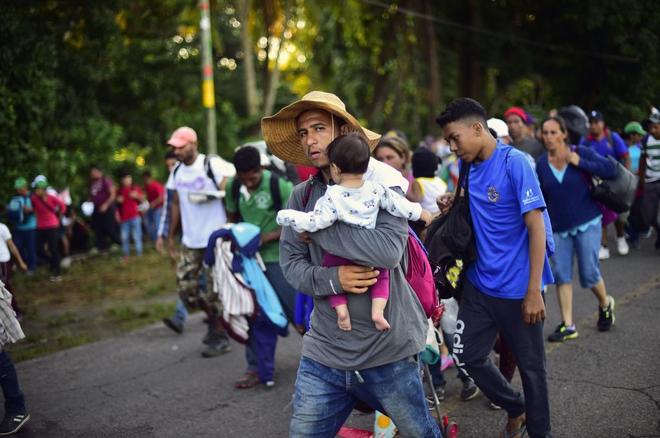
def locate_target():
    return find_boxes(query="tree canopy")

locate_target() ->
[2,0,658,204]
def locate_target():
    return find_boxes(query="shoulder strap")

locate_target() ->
[230,177,243,222]
[204,154,219,188]
[34,195,60,216]
[269,173,282,212]
[172,162,182,179]
[302,179,314,209]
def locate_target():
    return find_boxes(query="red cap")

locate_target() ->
[167,126,197,148]
[504,107,528,123]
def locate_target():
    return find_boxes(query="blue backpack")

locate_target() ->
[6,196,28,226]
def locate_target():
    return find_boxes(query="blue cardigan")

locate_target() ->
[536,146,617,233]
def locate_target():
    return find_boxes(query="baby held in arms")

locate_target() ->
[277,133,431,331]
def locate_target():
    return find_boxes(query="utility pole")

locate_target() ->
[199,0,217,155]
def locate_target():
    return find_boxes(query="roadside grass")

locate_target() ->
[7,249,179,362]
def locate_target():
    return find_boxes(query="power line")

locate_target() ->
[359,0,639,63]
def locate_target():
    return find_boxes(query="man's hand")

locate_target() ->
[420,210,433,227]
[522,290,546,325]
[156,236,165,254]
[298,232,312,244]
[568,151,580,167]
[436,193,455,215]
[338,265,379,294]
[167,237,178,260]
[18,261,28,272]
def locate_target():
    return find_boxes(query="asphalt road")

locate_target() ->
[13,234,660,438]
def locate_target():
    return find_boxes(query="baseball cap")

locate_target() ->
[624,122,646,136]
[14,177,27,190]
[167,126,197,148]
[487,118,509,138]
[649,112,660,125]
[504,106,528,123]
[32,175,47,188]
[588,110,604,122]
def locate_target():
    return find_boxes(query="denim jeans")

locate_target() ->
[0,351,26,416]
[12,229,36,272]
[550,222,601,288]
[145,207,163,242]
[120,217,143,257]
[290,356,442,438]
[245,262,298,382]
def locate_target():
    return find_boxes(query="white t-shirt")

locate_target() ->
[0,223,12,263]
[364,157,409,193]
[166,154,236,249]
[277,180,422,232]
[416,176,447,214]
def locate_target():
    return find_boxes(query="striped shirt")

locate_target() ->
[644,135,660,183]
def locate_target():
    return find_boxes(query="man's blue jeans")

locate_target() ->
[289,356,442,438]
[12,229,36,272]
[145,207,162,242]
[0,351,26,416]
[120,217,142,257]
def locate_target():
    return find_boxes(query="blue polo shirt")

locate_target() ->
[466,142,554,299]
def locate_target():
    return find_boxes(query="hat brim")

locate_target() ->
[167,137,188,148]
[262,100,380,166]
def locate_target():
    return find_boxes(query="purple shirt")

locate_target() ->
[90,176,113,207]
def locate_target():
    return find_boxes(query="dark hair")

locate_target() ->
[326,133,370,175]
[142,170,152,178]
[89,163,100,171]
[541,116,569,135]
[164,149,177,160]
[435,97,488,128]
[119,169,132,178]
[411,147,439,178]
[233,146,262,173]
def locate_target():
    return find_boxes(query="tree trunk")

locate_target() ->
[460,0,484,100]
[423,0,441,129]
[262,0,289,116]
[236,0,259,117]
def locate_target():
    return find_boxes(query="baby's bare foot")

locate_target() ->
[336,307,352,331]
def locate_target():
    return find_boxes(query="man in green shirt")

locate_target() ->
[225,145,298,389]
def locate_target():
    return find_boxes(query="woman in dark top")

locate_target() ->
[536,116,617,342]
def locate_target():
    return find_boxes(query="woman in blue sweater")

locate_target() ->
[536,116,617,342]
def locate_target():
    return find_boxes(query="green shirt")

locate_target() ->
[225,170,293,263]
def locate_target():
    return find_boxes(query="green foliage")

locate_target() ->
[1,0,658,208]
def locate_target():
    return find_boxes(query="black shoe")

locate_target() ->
[597,296,616,332]
[201,334,231,358]
[162,318,183,335]
[461,380,480,401]
[547,322,578,342]
[0,413,30,436]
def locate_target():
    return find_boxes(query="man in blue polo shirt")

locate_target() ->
[436,98,554,438]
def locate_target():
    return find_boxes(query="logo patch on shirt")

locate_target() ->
[522,188,540,205]
[487,186,500,203]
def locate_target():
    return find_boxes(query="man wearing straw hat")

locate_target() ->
[263,91,441,437]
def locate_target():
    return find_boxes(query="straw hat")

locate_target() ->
[261,91,381,166]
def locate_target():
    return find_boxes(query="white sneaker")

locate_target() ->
[616,237,629,256]
[598,246,610,260]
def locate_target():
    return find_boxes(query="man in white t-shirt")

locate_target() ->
[0,223,27,316]
[165,126,236,357]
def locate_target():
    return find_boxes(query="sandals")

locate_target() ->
[500,422,526,438]
[235,372,260,389]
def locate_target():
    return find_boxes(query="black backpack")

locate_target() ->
[172,154,221,188]
[230,172,283,221]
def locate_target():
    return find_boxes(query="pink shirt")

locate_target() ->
[31,194,66,230]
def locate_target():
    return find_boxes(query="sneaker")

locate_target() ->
[264,380,275,389]
[461,380,480,401]
[598,296,615,332]
[616,237,629,256]
[440,354,454,371]
[201,335,231,358]
[0,413,30,435]
[489,401,502,410]
[49,275,63,283]
[547,322,578,342]
[598,245,610,260]
[162,318,183,335]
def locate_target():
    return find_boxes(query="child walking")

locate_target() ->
[277,134,431,331]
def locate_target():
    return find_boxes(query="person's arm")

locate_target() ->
[6,239,27,271]
[613,133,631,170]
[280,186,377,298]
[132,187,145,202]
[573,146,617,179]
[167,191,181,259]
[406,177,423,203]
[379,184,423,221]
[276,195,338,233]
[100,182,117,213]
[156,190,172,253]
[522,209,546,325]
[310,187,409,269]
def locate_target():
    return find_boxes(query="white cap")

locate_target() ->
[487,118,509,138]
